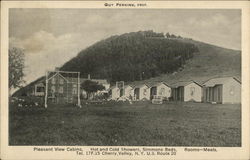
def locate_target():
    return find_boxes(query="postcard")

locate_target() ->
[1,1,249,160]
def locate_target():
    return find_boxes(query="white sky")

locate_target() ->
[9,9,241,85]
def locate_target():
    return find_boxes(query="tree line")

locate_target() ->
[61,31,199,84]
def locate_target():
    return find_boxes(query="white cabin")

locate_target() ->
[149,82,171,100]
[203,77,241,104]
[172,81,202,102]
[133,84,150,100]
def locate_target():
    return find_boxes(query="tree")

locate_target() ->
[80,80,105,99]
[9,47,25,91]
[170,34,177,38]
[165,32,170,38]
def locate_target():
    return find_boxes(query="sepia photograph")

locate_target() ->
[1,1,250,160]
[8,8,242,147]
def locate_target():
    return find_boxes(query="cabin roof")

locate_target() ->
[133,83,149,88]
[109,86,117,90]
[146,81,171,88]
[109,84,134,90]
[124,84,134,88]
[203,77,241,87]
[171,80,202,88]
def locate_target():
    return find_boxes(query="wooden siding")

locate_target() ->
[47,73,79,103]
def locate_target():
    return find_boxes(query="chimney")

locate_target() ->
[88,74,91,80]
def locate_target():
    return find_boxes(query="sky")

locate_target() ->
[9,9,241,85]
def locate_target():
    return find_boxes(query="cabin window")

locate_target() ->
[51,86,55,93]
[59,78,64,84]
[159,88,165,95]
[230,86,235,95]
[51,77,55,84]
[190,87,195,96]
[36,86,44,92]
[72,88,77,94]
[59,86,63,93]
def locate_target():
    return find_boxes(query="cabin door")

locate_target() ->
[177,87,184,101]
[134,88,140,100]
[150,87,157,100]
[214,85,223,103]
[120,88,124,97]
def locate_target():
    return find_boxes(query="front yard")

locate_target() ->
[9,100,241,146]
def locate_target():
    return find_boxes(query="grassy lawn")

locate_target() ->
[9,100,241,146]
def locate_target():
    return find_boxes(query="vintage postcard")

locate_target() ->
[1,1,250,160]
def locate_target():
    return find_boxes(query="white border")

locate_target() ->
[1,1,250,160]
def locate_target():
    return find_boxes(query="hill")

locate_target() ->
[60,31,199,83]
[131,39,241,85]
[13,31,241,96]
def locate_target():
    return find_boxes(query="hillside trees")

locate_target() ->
[61,31,199,83]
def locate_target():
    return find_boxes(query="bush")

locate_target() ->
[10,96,44,109]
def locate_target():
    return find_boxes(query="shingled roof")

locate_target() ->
[133,84,150,89]
[124,84,135,88]
[171,80,202,88]
[203,77,241,87]
[146,82,171,88]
